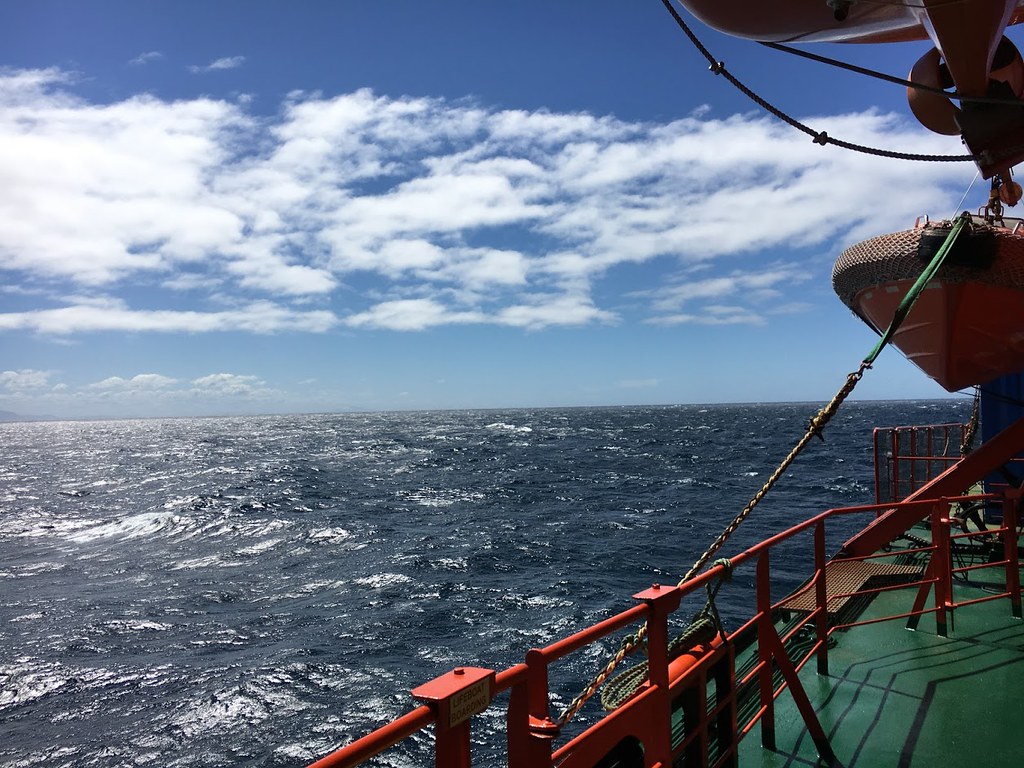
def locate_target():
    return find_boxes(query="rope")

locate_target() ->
[660,0,975,164]
[961,387,981,456]
[555,216,969,727]
[758,41,1024,108]
[601,559,732,711]
[601,617,717,710]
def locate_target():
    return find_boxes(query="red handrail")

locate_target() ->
[309,489,1021,768]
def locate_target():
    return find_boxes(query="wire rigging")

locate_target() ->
[660,0,976,163]
[759,40,1024,107]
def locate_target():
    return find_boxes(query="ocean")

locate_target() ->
[0,400,968,767]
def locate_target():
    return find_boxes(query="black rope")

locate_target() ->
[659,0,976,163]
[759,41,1024,107]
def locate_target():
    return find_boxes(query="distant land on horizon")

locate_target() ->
[1,410,45,423]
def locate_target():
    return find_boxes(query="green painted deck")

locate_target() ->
[737,567,1024,767]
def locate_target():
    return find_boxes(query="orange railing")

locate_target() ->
[873,423,967,504]
[308,489,1023,768]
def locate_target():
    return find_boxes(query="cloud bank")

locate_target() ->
[1,368,277,415]
[0,68,972,338]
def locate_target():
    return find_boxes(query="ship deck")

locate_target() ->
[738,544,1024,767]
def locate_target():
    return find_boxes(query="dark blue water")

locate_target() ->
[0,401,967,767]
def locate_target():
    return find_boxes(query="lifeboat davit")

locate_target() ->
[832,216,1024,391]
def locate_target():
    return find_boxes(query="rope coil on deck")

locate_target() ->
[600,616,718,710]
[601,559,732,711]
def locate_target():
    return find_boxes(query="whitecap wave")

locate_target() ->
[68,512,189,542]
[354,572,413,589]
[485,422,533,433]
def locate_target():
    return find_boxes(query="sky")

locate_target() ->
[0,0,1006,418]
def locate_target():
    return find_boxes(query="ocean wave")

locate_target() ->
[485,422,533,433]
[354,572,414,589]
[399,487,485,507]
[307,527,352,544]
[0,402,969,767]
[68,511,191,542]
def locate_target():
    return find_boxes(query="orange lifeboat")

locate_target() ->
[832,215,1024,391]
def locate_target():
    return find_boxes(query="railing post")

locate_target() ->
[411,666,496,768]
[913,430,921,489]
[756,550,775,751]
[1002,490,1022,619]
[813,521,829,675]
[524,649,558,765]
[932,501,952,637]
[872,428,882,506]
[506,678,530,768]
[756,547,837,766]
[634,584,682,766]
[890,428,900,506]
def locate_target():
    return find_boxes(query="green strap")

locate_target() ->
[863,212,970,366]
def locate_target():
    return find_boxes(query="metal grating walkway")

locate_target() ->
[779,559,923,614]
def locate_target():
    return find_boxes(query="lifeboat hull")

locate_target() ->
[853,279,1024,391]
[674,0,1024,46]
[833,220,1024,392]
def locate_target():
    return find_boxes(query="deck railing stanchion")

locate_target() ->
[932,501,952,637]
[411,666,496,768]
[755,541,837,766]
[756,551,776,751]
[814,521,829,675]
[873,428,883,505]
[915,429,922,483]
[634,584,682,766]
[506,677,530,768]
[524,649,558,765]
[1002,490,1022,619]
[890,428,900,506]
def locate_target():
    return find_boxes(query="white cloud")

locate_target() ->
[345,299,483,331]
[649,305,768,326]
[0,78,249,286]
[128,51,162,66]
[0,369,52,391]
[0,68,975,340]
[89,373,178,391]
[0,67,70,104]
[191,372,267,396]
[638,266,815,323]
[496,294,617,330]
[188,56,246,74]
[27,371,277,410]
[0,299,338,334]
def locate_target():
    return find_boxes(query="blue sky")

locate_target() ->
[0,1,1001,418]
